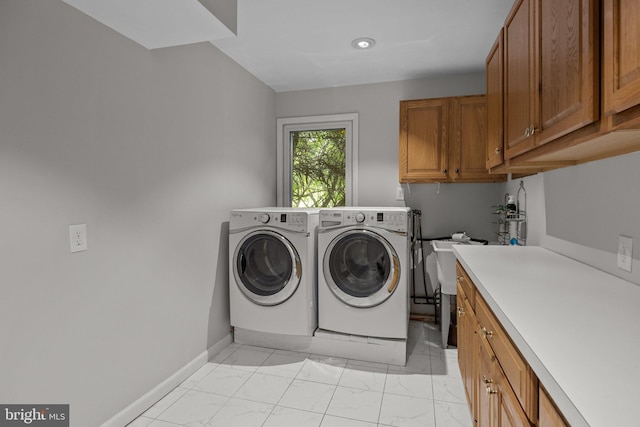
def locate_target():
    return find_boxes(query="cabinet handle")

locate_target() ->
[457,307,465,317]
[495,147,502,154]
[482,375,494,385]
[456,275,463,283]
[486,386,498,396]
[455,168,460,174]
[524,128,530,138]
[443,169,448,174]
[481,327,494,339]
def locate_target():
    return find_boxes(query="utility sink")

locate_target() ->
[431,238,486,348]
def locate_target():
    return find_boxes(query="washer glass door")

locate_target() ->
[324,229,400,308]
[234,230,301,306]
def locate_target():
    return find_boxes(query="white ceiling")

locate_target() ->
[63,0,515,92]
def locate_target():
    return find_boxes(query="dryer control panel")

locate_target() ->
[319,209,409,233]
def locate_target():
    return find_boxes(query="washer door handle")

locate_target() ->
[239,251,246,274]
[387,255,400,293]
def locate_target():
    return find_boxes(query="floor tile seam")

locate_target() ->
[382,390,435,402]
[253,368,302,380]
[190,370,255,400]
[256,402,281,427]
[275,400,331,415]
[432,397,468,406]
[323,412,382,426]
[143,386,197,422]
[381,387,434,400]
[431,386,466,405]
[334,383,386,396]
[291,375,344,387]
[198,394,242,427]
[153,391,231,426]
[268,373,319,413]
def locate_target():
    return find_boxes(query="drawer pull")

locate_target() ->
[457,307,465,317]
[482,375,494,385]
[456,275,463,283]
[486,386,498,396]
[481,327,494,339]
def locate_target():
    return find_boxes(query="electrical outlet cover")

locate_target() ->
[69,224,87,253]
[617,235,632,272]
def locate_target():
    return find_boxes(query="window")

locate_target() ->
[277,113,358,207]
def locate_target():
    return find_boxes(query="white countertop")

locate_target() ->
[452,245,640,427]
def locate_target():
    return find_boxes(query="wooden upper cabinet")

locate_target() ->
[603,0,640,115]
[503,0,599,159]
[451,96,504,182]
[486,30,505,170]
[399,96,505,183]
[399,98,449,182]
[504,0,536,159]
[537,0,599,146]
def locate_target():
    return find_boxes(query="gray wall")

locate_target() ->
[276,74,502,242]
[0,1,275,425]
[499,151,640,285]
[277,76,503,315]
[545,151,640,254]
[541,151,640,283]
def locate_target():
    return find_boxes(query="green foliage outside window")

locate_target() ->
[291,129,346,207]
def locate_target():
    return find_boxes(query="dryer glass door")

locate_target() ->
[234,231,301,306]
[324,230,400,308]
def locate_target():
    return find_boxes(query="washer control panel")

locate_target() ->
[230,210,316,233]
[319,209,409,232]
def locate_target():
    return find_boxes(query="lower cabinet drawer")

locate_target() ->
[476,293,538,423]
[456,263,476,309]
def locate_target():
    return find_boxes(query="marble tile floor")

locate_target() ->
[127,321,472,427]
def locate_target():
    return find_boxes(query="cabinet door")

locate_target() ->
[478,336,497,427]
[451,96,504,182]
[495,364,533,427]
[603,0,640,115]
[457,288,477,424]
[537,0,599,146]
[504,0,537,159]
[486,30,505,170]
[399,98,449,182]
[539,387,568,427]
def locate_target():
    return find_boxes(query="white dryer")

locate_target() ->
[317,207,411,339]
[229,208,319,336]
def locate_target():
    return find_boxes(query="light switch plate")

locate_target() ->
[69,224,87,253]
[396,185,404,201]
[617,235,632,272]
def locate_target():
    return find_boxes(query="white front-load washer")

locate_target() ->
[317,207,411,339]
[229,208,318,336]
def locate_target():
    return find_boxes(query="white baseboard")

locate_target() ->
[101,333,232,427]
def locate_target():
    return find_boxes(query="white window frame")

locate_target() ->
[276,113,359,207]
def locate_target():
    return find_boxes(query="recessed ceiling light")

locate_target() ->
[351,37,376,50]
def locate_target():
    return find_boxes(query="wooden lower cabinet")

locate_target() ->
[457,286,478,424]
[539,388,569,427]
[495,363,533,427]
[457,261,567,427]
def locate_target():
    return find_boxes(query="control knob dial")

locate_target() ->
[259,213,270,224]
[355,212,366,223]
